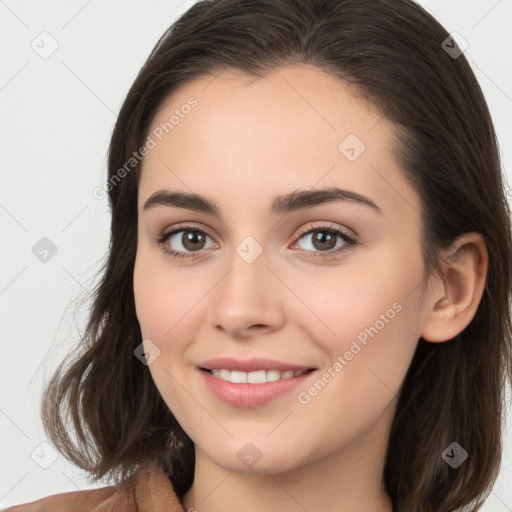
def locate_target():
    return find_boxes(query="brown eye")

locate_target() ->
[180,230,207,251]
[157,226,216,259]
[294,226,356,257]
[309,229,338,251]
[157,223,357,261]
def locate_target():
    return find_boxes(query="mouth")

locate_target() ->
[199,367,315,384]
[197,359,318,408]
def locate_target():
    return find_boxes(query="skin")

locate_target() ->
[133,64,488,512]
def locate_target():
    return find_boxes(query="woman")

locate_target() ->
[7,0,511,510]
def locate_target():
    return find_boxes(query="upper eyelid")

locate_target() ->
[294,222,355,239]
[161,222,215,240]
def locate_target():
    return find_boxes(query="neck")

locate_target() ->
[181,400,395,512]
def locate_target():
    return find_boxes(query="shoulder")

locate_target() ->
[4,485,118,512]
[3,463,183,512]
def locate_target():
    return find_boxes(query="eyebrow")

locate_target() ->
[142,187,383,217]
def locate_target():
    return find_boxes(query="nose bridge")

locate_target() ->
[207,235,285,335]
[218,235,271,305]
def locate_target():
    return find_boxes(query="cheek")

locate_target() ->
[133,248,181,343]
[290,246,423,401]
[133,249,211,371]
[133,252,195,412]
[289,288,421,463]
[291,252,420,352]
[295,300,418,459]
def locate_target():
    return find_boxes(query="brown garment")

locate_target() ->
[4,463,185,512]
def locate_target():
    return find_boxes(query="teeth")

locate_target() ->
[210,368,308,383]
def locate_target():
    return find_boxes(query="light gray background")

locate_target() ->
[1,0,511,510]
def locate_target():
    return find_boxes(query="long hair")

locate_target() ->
[41,1,512,510]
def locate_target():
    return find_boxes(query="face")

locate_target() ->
[133,64,430,474]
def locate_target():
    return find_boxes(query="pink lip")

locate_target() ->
[199,357,314,372]
[198,367,316,408]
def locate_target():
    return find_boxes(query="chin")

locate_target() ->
[202,439,309,475]
[218,456,302,475]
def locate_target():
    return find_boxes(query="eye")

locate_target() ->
[156,224,217,259]
[155,222,358,260]
[291,223,357,259]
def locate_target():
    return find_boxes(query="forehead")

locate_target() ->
[139,65,420,221]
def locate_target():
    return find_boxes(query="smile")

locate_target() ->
[199,367,316,408]
[207,368,310,383]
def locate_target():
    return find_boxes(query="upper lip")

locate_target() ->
[199,357,315,372]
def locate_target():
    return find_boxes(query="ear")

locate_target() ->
[420,232,488,343]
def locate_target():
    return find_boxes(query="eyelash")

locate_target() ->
[155,222,358,261]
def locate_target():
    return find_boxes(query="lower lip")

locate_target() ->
[199,368,315,408]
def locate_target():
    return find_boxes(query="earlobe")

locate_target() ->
[420,233,488,343]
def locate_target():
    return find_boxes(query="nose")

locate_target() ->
[207,250,286,339]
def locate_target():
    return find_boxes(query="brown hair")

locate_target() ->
[41,0,512,510]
